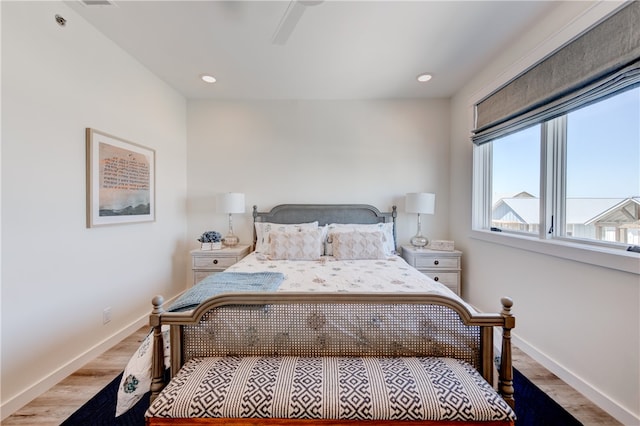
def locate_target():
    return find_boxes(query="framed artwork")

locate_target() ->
[86,128,155,227]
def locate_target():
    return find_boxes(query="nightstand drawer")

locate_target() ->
[401,246,462,296]
[193,256,238,269]
[415,256,459,269]
[423,272,458,287]
[190,245,252,287]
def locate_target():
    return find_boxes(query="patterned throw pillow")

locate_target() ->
[269,229,323,260]
[325,222,395,256]
[116,326,170,416]
[331,231,386,260]
[254,221,318,254]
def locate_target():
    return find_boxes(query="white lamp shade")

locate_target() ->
[405,192,435,214]
[217,193,246,214]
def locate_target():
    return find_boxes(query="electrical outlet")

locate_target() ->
[103,307,112,324]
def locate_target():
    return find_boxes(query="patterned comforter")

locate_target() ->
[227,252,461,298]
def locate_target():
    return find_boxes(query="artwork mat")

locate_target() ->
[86,128,156,227]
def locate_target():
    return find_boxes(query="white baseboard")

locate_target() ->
[511,334,639,426]
[1,292,184,420]
[1,315,148,420]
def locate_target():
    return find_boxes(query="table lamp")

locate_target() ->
[217,192,245,247]
[405,192,435,248]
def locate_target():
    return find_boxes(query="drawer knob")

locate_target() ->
[433,260,439,265]
[434,276,439,281]
[212,259,218,265]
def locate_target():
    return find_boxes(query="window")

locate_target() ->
[471,3,639,273]
[565,88,640,246]
[475,86,640,251]
[491,125,541,235]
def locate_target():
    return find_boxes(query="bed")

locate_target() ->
[139,204,516,425]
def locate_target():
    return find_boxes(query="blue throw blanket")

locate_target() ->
[167,272,285,312]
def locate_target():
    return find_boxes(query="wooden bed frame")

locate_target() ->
[146,204,515,425]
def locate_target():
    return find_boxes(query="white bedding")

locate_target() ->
[116,253,471,416]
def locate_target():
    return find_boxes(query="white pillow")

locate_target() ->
[116,326,170,417]
[331,231,387,260]
[269,229,323,260]
[254,221,318,254]
[325,222,395,256]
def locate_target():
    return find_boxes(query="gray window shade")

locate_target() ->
[472,2,640,145]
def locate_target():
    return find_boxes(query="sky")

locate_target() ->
[566,86,639,198]
[492,86,640,201]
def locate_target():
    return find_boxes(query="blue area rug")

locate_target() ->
[61,371,149,426]
[61,367,583,425]
[512,368,582,426]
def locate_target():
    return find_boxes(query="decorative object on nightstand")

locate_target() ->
[197,231,223,250]
[405,192,435,248]
[429,240,455,251]
[217,192,245,247]
[401,245,462,296]
[190,244,251,286]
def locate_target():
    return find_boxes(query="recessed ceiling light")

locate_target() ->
[417,73,433,83]
[200,75,217,84]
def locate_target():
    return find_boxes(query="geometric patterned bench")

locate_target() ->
[146,356,516,423]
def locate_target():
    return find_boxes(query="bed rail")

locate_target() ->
[149,292,515,409]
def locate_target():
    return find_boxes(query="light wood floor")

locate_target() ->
[511,348,622,425]
[3,327,621,425]
[2,326,149,425]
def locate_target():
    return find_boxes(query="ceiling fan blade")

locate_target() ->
[272,1,306,45]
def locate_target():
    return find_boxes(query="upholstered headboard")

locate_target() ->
[252,204,397,249]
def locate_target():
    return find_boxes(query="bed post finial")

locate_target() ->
[149,296,166,402]
[152,295,164,314]
[499,297,515,409]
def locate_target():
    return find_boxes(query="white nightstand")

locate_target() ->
[401,245,462,296]
[190,244,251,287]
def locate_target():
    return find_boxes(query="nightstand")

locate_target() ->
[190,244,251,286]
[401,246,462,296]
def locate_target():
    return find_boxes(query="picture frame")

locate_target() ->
[86,128,155,227]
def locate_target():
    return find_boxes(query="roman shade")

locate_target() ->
[472,1,640,145]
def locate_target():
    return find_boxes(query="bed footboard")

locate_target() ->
[149,292,515,410]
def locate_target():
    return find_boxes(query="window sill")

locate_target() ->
[469,230,640,275]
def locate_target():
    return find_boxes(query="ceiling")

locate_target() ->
[66,1,558,100]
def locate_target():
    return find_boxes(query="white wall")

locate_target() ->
[3,1,636,424]
[449,2,639,424]
[1,2,188,417]
[186,99,451,263]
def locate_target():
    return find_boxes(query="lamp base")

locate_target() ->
[223,233,239,247]
[410,234,429,248]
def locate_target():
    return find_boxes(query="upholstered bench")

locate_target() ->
[145,355,516,423]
